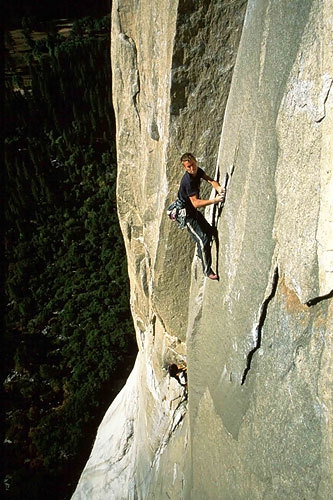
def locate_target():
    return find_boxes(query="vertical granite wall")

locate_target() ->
[73,0,332,498]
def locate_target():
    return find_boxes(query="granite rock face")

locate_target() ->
[73,0,332,498]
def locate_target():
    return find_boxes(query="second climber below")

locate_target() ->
[178,152,225,280]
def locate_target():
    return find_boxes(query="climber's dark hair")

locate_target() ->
[181,152,196,163]
[168,364,179,377]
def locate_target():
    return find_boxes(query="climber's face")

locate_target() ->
[182,159,198,176]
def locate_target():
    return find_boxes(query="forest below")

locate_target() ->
[3,11,137,500]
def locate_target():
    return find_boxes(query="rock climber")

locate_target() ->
[168,363,187,388]
[178,152,225,280]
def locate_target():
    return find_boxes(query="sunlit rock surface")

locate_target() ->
[73,0,332,498]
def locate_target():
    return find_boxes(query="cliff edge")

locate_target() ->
[73,0,332,498]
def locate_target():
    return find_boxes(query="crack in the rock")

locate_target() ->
[150,398,187,469]
[241,266,279,385]
[315,76,332,123]
[306,289,333,306]
[119,33,141,128]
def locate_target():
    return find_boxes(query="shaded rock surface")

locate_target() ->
[73,0,332,498]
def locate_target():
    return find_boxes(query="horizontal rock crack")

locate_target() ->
[306,289,333,307]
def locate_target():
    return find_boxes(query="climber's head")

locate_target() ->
[168,364,180,378]
[181,153,198,176]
